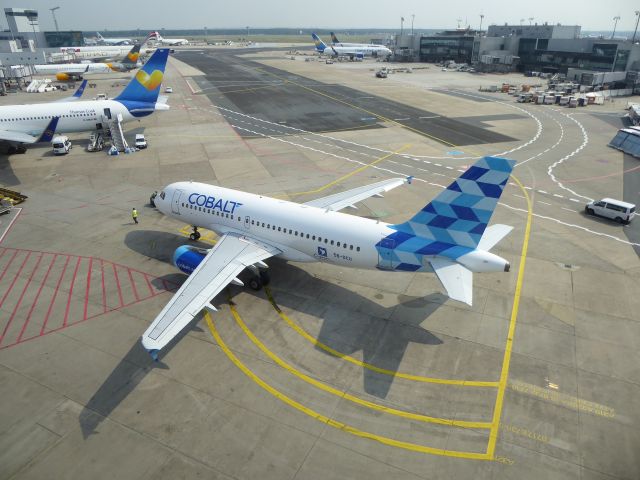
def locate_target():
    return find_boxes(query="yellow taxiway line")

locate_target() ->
[264,287,498,388]
[204,311,491,459]
[228,300,492,429]
[486,175,532,458]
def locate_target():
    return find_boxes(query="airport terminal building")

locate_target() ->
[395,23,640,83]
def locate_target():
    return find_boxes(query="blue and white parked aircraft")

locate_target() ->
[142,156,516,358]
[312,33,392,59]
[0,49,170,154]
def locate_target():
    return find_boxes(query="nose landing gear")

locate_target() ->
[189,226,201,241]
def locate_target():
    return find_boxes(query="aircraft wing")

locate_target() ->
[304,177,411,212]
[0,116,59,144]
[429,258,473,306]
[0,130,44,144]
[141,232,281,357]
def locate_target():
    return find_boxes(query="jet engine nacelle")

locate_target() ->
[456,250,510,273]
[56,72,71,81]
[172,245,208,274]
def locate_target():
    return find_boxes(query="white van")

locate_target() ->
[52,136,72,155]
[585,198,636,224]
[135,134,147,149]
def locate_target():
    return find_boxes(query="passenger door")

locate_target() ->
[171,189,183,214]
[377,237,395,270]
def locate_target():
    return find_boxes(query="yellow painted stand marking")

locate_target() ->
[204,312,491,459]
[486,175,532,458]
[228,302,491,429]
[264,287,498,388]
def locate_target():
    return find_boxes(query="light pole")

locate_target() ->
[400,17,404,37]
[26,11,38,48]
[479,14,484,34]
[411,14,415,35]
[204,26,207,44]
[520,18,524,26]
[528,17,534,25]
[246,26,249,39]
[49,7,60,32]
[612,16,620,39]
[633,11,640,43]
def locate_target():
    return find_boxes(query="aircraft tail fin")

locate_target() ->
[330,32,340,44]
[312,33,327,52]
[96,32,104,40]
[121,43,141,67]
[393,156,515,249]
[114,48,169,104]
[72,79,87,98]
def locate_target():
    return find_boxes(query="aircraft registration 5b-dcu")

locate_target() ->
[142,156,516,359]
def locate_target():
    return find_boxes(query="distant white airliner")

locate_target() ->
[35,44,142,81]
[147,31,189,46]
[96,32,132,45]
[142,156,515,358]
[0,49,170,154]
[60,45,145,62]
[312,33,392,59]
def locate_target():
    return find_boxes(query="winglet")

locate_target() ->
[36,116,60,143]
[73,79,87,98]
[406,175,414,185]
[147,349,159,361]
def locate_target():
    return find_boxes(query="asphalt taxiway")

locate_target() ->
[0,46,639,480]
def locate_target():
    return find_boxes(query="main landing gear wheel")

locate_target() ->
[189,226,201,241]
[248,277,263,291]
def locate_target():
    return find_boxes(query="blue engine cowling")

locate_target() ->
[173,245,207,274]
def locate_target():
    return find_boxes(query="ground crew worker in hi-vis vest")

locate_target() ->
[132,207,139,224]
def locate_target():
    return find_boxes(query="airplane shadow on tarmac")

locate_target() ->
[0,152,20,186]
[80,230,443,438]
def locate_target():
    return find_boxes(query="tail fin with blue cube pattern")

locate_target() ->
[393,156,516,249]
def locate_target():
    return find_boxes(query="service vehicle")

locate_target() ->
[52,135,72,155]
[135,133,147,149]
[585,198,635,224]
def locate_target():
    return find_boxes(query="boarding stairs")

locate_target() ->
[26,79,49,93]
[106,113,129,152]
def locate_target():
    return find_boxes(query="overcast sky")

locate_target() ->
[3,0,639,32]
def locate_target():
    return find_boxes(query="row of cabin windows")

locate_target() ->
[249,219,361,252]
[182,202,361,252]
[0,113,96,122]
[182,202,234,219]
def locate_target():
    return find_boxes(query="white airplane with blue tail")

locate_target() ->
[0,49,170,154]
[142,156,516,359]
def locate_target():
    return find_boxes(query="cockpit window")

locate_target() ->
[160,191,166,200]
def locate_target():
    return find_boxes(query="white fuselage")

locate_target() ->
[159,38,189,46]
[156,181,508,274]
[60,46,136,61]
[34,63,115,76]
[0,100,134,137]
[325,44,392,57]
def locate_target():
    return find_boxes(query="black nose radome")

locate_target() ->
[504,262,511,272]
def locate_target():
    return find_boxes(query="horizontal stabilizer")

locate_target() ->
[430,258,473,305]
[477,224,513,252]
